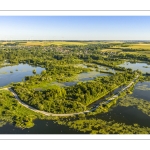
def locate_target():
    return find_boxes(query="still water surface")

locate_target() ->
[0,120,83,134]
[0,63,45,87]
[118,62,150,73]
[51,63,113,87]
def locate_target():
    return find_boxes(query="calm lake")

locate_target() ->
[0,63,45,87]
[118,62,150,73]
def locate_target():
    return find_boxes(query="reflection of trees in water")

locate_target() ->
[118,95,150,117]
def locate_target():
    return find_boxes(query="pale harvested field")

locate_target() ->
[1,42,16,44]
[21,41,88,46]
[113,44,150,50]
[101,49,122,52]
[126,44,150,50]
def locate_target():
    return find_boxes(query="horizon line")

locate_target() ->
[1,40,150,41]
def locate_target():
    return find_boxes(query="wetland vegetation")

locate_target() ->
[0,40,150,133]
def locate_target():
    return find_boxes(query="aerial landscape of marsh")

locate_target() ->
[0,16,150,134]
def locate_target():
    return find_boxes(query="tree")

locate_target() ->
[41,70,46,75]
[32,69,36,74]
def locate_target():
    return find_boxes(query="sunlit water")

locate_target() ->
[0,63,45,87]
[51,64,113,87]
[118,62,150,73]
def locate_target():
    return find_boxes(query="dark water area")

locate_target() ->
[88,81,150,128]
[63,82,77,86]
[131,81,150,102]
[0,63,45,87]
[0,119,84,134]
[94,105,150,128]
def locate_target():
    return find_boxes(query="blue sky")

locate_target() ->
[0,16,150,40]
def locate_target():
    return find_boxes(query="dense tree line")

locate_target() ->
[12,85,85,114]
[12,70,139,113]
[66,70,138,105]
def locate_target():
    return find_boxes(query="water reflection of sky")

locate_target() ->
[0,64,45,87]
[57,63,114,87]
[132,81,150,102]
[0,63,112,87]
[52,71,111,87]
[118,62,150,73]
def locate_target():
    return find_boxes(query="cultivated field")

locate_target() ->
[0,41,89,46]
[101,49,122,52]
[113,44,150,50]
[120,51,150,57]
[20,41,88,46]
